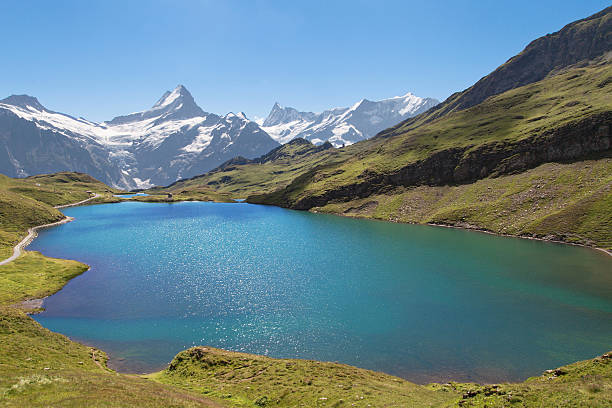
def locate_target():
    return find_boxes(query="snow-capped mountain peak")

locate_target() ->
[262,103,316,127]
[152,84,189,109]
[150,85,201,117]
[107,85,205,126]
[260,92,439,146]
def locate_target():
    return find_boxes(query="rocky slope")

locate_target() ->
[101,86,280,187]
[399,5,612,124]
[0,96,131,188]
[259,92,438,147]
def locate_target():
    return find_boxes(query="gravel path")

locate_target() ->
[54,193,99,209]
[0,194,99,266]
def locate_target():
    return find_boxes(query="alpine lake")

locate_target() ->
[30,201,612,383]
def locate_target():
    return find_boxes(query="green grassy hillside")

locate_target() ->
[150,346,612,408]
[149,139,348,198]
[150,347,455,407]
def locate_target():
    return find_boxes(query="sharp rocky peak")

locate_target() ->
[225,111,249,121]
[107,84,205,125]
[262,102,316,127]
[152,85,193,109]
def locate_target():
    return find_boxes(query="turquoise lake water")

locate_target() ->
[30,201,612,383]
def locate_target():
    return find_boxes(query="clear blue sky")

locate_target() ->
[0,0,608,122]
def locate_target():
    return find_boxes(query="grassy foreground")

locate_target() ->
[150,347,612,408]
[150,347,453,407]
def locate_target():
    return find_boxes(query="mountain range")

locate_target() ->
[259,93,438,147]
[0,86,279,189]
[0,86,436,189]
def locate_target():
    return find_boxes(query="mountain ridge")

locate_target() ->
[259,92,439,147]
[395,5,612,127]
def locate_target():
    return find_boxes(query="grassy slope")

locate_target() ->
[316,155,612,250]
[0,252,88,305]
[150,347,455,407]
[436,352,612,407]
[150,346,612,408]
[148,139,349,199]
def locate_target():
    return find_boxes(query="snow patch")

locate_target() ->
[132,177,153,189]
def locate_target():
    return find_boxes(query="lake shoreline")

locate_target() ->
[0,216,75,266]
[12,197,612,388]
[426,222,612,258]
[309,206,612,258]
